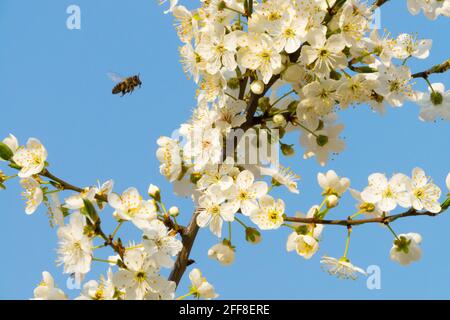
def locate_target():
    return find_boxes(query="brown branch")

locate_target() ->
[39,168,185,235]
[40,169,107,202]
[284,207,447,226]
[412,59,450,79]
[372,0,389,9]
[168,212,200,285]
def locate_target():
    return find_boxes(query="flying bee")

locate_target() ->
[108,72,142,96]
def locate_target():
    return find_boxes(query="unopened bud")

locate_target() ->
[168,206,179,217]
[273,114,286,127]
[250,80,265,95]
[258,97,271,112]
[326,195,339,208]
[148,184,161,202]
[0,142,13,161]
[281,143,295,156]
[245,227,261,244]
[227,78,240,90]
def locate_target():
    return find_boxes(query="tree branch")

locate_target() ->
[284,207,447,226]
[412,59,450,79]
[168,212,200,285]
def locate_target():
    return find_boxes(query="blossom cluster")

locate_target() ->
[0,135,218,300]
[0,0,449,300]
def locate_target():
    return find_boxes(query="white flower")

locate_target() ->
[208,242,235,266]
[183,126,222,171]
[108,187,157,229]
[392,33,432,60]
[20,177,43,215]
[390,233,422,266]
[336,74,378,109]
[63,187,97,210]
[156,136,182,182]
[417,82,450,121]
[228,170,268,216]
[320,256,366,280]
[270,11,307,53]
[361,173,411,212]
[364,29,394,66]
[237,33,282,84]
[57,212,93,275]
[33,271,67,300]
[142,220,183,268]
[337,3,369,46]
[375,64,417,107]
[189,268,218,299]
[76,269,115,300]
[197,31,237,74]
[196,185,237,237]
[300,31,347,77]
[259,165,300,194]
[113,249,161,300]
[407,167,441,213]
[145,277,176,300]
[286,233,319,260]
[300,124,346,166]
[349,188,383,218]
[214,99,246,133]
[12,138,47,178]
[197,160,235,192]
[301,79,339,116]
[407,0,449,20]
[317,170,350,197]
[96,179,114,198]
[250,195,285,230]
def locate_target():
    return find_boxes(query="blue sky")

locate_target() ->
[0,0,449,299]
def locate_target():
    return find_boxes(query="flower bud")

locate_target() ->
[273,114,286,127]
[168,206,179,217]
[148,184,161,202]
[208,242,235,266]
[326,195,339,208]
[258,97,271,112]
[281,143,295,157]
[0,142,13,161]
[250,80,264,95]
[245,227,261,244]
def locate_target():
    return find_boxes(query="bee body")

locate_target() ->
[109,73,142,96]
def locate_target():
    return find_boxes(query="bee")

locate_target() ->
[108,72,142,96]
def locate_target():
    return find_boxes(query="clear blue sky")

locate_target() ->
[0,0,449,299]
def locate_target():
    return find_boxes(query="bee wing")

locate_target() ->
[107,72,126,83]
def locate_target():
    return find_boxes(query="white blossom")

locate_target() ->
[390,233,422,266]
